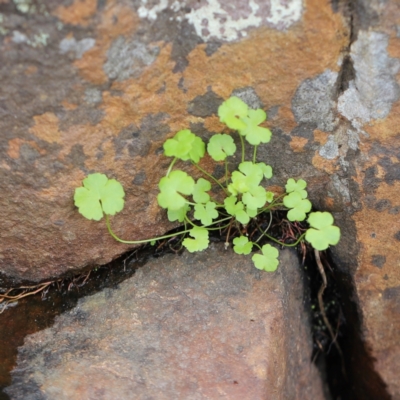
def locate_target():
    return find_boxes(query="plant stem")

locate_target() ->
[255,212,273,243]
[105,214,193,244]
[252,242,262,251]
[166,157,178,177]
[253,145,258,164]
[192,162,228,194]
[262,232,306,247]
[225,159,229,187]
[238,133,245,163]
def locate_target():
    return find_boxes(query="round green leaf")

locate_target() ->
[183,227,209,252]
[194,201,218,226]
[283,191,312,221]
[193,178,211,204]
[233,236,253,255]
[285,178,308,199]
[207,134,236,161]
[218,96,248,130]
[239,109,272,145]
[163,130,205,163]
[305,212,341,250]
[252,244,279,272]
[157,170,194,211]
[74,173,125,221]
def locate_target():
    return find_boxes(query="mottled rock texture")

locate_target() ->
[0,0,348,281]
[5,246,326,400]
[1,0,400,397]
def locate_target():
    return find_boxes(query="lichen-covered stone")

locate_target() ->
[5,246,326,399]
[0,0,348,281]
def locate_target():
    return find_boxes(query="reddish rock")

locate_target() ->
[0,0,347,281]
[5,246,326,399]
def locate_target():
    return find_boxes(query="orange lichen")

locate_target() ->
[313,129,329,145]
[30,112,61,143]
[61,101,78,110]
[312,152,339,174]
[289,136,308,152]
[54,0,97,26]
[73,2,140,84]
[24,65,38,75]
[363,101,400,144]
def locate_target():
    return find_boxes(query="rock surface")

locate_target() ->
[5,245,326,399]
[1,0,400,397]
[0,0,348,281]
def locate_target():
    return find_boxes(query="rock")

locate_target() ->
[0,0,348,281]
[5,245,326,399]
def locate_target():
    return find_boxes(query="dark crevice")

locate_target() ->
[302,248,391,400]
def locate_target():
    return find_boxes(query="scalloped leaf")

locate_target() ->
[285,178,308,199]
[183,227,209,252]
[194,201,218,226]
[239,109,272,145]
[157,170,194,211]
[193,178,211,204]
[305,212,341,250]
[74,173,125,221]
[163,129,205,163]
[167,203,190,222]
[252,244,279,272]
[283,191,312,221]
[207,133,236,161]
[233,236,253,255]
[218,96,248,130]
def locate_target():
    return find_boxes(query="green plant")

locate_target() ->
[74,96,341,271]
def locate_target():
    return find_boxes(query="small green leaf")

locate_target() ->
[157,170,194,211]
[233,236,253,255]
[239,109,272,146]
[266,191,274,203]
[224,196,251,225]
[74,173,125,221]
[257,162,273,179]
[218,96,248,130]
[285,178,308,199]
[252,244,279,272]
[150,240,156,246]
[194,201,218,226]
[163,130,205,163]
[305,212,341,250]
[207,134,236,161]
[183,227,209,252]
[193,178,211,204]
[228,162,263,196]
[207,133,236,161]
[167,204,190,222]
[242,186,267,209]
[283,191,312,221]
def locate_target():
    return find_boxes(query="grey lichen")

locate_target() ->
[292,69,338,132]
[103,37,159,81]
[338,31,400,131]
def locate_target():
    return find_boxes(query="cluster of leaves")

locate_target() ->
[74,96,341,272]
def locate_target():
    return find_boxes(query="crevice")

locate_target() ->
[302,249,391,400]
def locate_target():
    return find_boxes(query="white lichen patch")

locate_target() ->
[319,135,339,160]
[136,0,302,41]
[12,30,49,47]
[59,37,96,59]
[103,37,159,81]
[0,14,9,36]
[338,31,400,133]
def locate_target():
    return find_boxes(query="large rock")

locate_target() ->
[0,0,348,281]
[1,0,400,396]
[4,246,326,399]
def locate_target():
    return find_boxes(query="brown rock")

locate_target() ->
[5,245,326,399]
[0,0,348,281]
